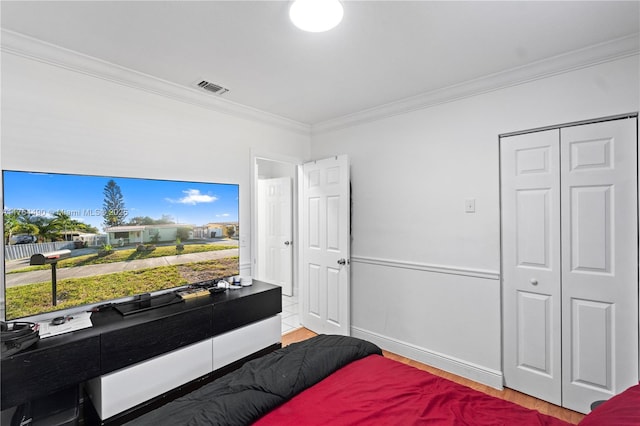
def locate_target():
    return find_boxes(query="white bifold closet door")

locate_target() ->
[502,129,563,406]
[501,117,638,414]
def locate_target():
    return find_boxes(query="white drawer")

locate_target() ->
[86,339,213,420]
[213,315,281,370]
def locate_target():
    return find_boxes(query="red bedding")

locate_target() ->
[255,354,571,426]
[578,383,640,426]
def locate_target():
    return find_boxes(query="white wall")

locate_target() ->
[2,30,638,389]
[0,50,310,315]
[310,56,640,387]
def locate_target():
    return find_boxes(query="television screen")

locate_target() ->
[2,170,239,320]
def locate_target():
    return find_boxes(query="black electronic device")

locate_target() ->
[191,278,221,288]
[50,316,67,326]
[113,292,183,316]
[1,321,40,357]
[209,287,227,294]
[3,169,240,322]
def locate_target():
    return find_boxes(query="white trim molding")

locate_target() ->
[0,29,311,136]
[4,28,637,138]
[352,327,504,390]
[350,255,500,281]
[313,34,640,134]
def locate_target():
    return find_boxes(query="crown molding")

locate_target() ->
[312,33,640,135]
[0,29,311,136]
[3,29,637,137]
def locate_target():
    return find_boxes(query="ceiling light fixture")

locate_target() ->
[289,0,344,33]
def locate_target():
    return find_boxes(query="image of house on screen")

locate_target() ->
[192,223,237,239]
[105,224,194,246]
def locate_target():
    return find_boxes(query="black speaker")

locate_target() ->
[1,321,40,357]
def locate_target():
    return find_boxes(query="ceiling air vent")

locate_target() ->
[195,80,229,95]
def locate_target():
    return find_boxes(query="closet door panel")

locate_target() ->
[569,185,612,273]
[570,299,613,389]
[561,118,638,414]
[501,129,562,405]
[516,291,553,374]
[516,189,552,267]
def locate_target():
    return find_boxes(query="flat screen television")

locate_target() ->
[2,170,240,321]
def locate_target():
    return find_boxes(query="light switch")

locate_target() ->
[465,199,476,213]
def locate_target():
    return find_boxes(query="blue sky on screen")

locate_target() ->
[3,171,239,231]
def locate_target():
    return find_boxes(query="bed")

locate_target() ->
[125,334,592,425]
[578,383,640,426]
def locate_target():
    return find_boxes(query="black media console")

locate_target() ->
[1,281,282,424]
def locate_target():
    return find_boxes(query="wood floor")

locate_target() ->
[282,327,585,425]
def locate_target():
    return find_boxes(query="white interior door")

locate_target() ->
[560,119,638,413]
[501,129,562,405]
[300,155,351,335]
[257,177,293,296]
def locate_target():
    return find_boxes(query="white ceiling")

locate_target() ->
[1,1,639,126]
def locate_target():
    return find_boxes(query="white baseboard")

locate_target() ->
[351,326,504,390]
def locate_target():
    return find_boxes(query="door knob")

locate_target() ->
[284,241,292,246]
[337,258,347,265]
[530,278,538,286]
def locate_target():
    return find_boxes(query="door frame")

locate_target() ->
[251,150,302,297]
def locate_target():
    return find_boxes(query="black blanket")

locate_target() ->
[125,334,382,425]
